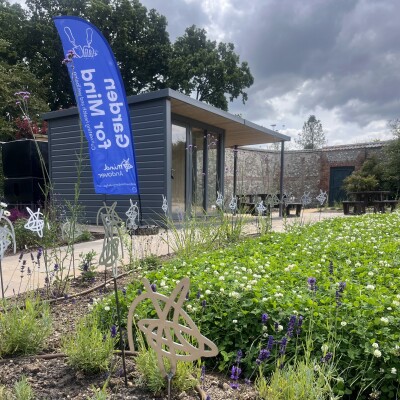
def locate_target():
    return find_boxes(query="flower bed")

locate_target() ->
[98,212,400,399]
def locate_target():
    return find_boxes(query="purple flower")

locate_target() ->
[201,365,206,382]
[236,349,243,363]
[230,365,241,385]
[329,261,334,275]
[201,299,207,309]
[137,289,142,295]
[150,283,157,292]
[287,315,297,338]
[321,352,333,363]
[274,322,279,332]
[338,281,346,292]
[279,337,287,355]
[37,247,43,260]
[110,325,117,338]
[186,290,190,300]
[19,252,23,261]
[257,348,270,362]
[196,290,201,299]
[122,288,126,296]
[261,313,269,324]
[54,264,59,271]
[267,335,274,351]
[307,277,317,291]
[297,316,304,335]
[206,396,211,400]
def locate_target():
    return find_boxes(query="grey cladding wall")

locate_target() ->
[47,98,168,225]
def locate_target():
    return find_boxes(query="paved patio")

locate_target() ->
[1,209,343,298]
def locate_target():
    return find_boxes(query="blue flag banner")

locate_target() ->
[53,16,139,195]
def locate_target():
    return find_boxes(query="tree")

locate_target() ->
[168,25,254,111]
[20,0,171,110]
[296,115,326,150]
[383,119,400,196]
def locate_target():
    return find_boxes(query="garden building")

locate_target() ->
[43,88,290,224]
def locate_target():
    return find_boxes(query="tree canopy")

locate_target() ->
[168,25,254,111]
[296,115,326,150]
[0,0,254,141]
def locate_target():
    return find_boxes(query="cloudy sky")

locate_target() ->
[11,0,400,146]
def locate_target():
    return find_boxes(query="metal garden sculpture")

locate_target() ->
[216,191,224,208]
[0,203,16,298]
[125,199,139,232]
[24,207,45,238]
[301,191,312,207]
[127,277,218,396]
[316,189,328,207]
[229,195,237,213]
[256,200,267,215]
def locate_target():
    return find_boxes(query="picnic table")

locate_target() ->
[237,194,302,216]
[343,191,398,214]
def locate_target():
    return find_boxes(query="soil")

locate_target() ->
[0,271,258,400]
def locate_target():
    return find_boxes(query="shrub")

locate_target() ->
[0,297,52,357]
[97,212,400,398]
[0,376,34,400]
[62,314,115,373]
[13,218,40,250]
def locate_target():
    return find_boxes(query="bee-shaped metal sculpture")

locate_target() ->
[316,189,328,206]
[127,277,218,378]
[24,207,45,238]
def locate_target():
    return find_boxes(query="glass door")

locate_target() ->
[171,124,187,215]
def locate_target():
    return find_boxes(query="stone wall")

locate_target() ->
[224,142,386,206]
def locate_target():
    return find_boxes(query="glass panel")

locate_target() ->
[191,128,205,216]
[207,132,220,213]
[171,124,186,215]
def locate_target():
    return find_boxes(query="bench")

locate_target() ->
[283,203,302,217]
[372,200,398,213]
[342,201,366,215]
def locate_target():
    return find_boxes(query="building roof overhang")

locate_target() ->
[43,88,291,147]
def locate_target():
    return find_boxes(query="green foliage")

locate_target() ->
[62,314,115,373]
[256,359,339,400]
[0,376,34,400]
[97,212,400,398]
[135,332,198,394]
[343,156,386,193]
[383,119,400,196]
[343,173,379,193]
[296,115,325,149]
[0,297,52,357]
[78,250,97,281]
[13,218,40,250]
[168,25,254,111]
[13,376,34,400]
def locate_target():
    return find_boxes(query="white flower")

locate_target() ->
[0,202,7,208]
[218,276,225,281]
[387,307,392,311]
[368,271,374,276]
[380,317,389,324]
[232,319,238,324]
[160,280,166,287]
[274,293,283,298]
[277,324,283,332]
[262,325,268,331]
[187,304,193,311]
[220,288,224,293]
[341,321,347,327]
[372,342,379,348]
[321,344,329,353]
[205,289,211,295]
[366,284,375,290]
[373,349,382,358]
[3,210,10,217]
[104,306,110,311]
[391,368,397,374]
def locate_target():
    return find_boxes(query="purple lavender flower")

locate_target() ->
[206,396,211,400]
[257,348,270,362]
[338,281,346,292]
[137,289,142,295]
[230,365,241,389]
[279,337,288,355]
[274,321,279,332]
[54,264,59,271]
[307,277,317,291]
[261,313,269,324]
[296,315,304,335]
[110,325,117,338]
[236,349,243,363]
[321,352,333,363]
[150,283,157,292]
[201,299,207,309]
[287,315,297,338]
[329,261,334,275]
[37,247,43,260]
[267,335,274,351]
[186,290,190,300]
[122,288,126,296]
[201,365,206,382]
[196,290,201,299]
[19,252,23,261]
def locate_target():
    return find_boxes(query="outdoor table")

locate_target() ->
[343,191,397,214]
